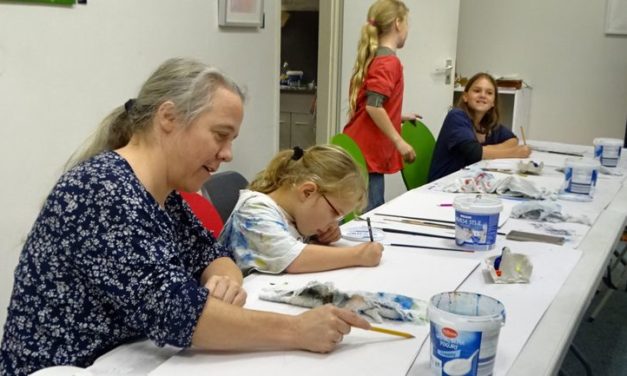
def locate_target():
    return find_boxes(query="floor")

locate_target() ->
[559,242,627,376]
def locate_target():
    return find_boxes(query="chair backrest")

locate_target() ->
[200,171,249,223]
[330,133,368,222]
[330,133,368,180]
[180,191,224,235]
[400,120,436,190]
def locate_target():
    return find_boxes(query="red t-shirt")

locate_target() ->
[344,54,404,174]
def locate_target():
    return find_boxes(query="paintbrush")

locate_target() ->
[382,217,456,230]
[369,325,415,339]
[389,243,474,253]
[529,146,583,157]
[375,213,455,225]
[381,227,456,240]
[366,217,374,242]
[378,216,506,236]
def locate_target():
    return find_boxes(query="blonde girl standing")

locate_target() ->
[220,145,384,274]
[343,0,418,212]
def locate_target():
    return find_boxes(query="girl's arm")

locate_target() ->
[366,105,416,163]
[482,138,531,159]
[285,242,383,273]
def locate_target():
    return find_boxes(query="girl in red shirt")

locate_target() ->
[343,0,418,212]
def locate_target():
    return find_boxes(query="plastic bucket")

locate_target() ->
[429,292,506,376]
[593,137,623,168]
[453,196,502,251]
[286,70,303,87]
[559,157,599,201]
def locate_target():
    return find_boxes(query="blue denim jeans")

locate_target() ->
[366,173,385,212]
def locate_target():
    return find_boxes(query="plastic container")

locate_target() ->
[593,137,623,168]
[559,157,600,202]
[453,196,503,251]
[429,292,506,376]
[286,70,303,87]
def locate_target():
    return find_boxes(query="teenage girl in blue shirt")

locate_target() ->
[428,72,531,182]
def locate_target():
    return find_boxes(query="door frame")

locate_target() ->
[315,0,344,144]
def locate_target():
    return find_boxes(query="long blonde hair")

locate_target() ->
[250,145,368,212]
[65,57,245,170]
[347,0,409,118]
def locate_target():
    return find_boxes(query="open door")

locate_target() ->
[333,0,460,200]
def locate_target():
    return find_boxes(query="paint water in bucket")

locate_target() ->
[559,157,599,202]
[593,137,623,168]
[429,292,506,376]
[453,196,502,251]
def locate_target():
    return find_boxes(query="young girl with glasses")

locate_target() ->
[220,145,384,274]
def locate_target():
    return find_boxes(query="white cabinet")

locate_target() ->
[453,87,531,136]
[280,92,316,149]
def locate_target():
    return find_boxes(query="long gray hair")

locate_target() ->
[66,57,245,170]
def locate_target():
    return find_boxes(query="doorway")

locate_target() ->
[279,0,320,150]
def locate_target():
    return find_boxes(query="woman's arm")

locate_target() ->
[200,257,246,306]
[366,105,415,163]
[200,257,243,285]
[285,242,383,273]
[191,299,370,353]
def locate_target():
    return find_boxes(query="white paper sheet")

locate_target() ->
[408,244,583,375]
[149,251,480,376]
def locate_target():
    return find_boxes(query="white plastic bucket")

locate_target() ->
[593,137,623,167]
[559,157,600,201]
[453,196,502,251]
[429,292,506,376]
[286,70,303,87]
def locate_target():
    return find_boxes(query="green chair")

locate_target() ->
[330,133,368,222]
[400,120,436,190]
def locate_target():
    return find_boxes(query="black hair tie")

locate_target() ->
[291,146,304,161]
[124,98,136,113]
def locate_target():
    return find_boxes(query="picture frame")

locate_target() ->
[218,0,264,28]
[605,0,627,35]
[10,0,76,4]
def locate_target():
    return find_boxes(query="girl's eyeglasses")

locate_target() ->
[320,193,345,222]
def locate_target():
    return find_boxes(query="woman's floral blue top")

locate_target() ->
[0,151,231,376]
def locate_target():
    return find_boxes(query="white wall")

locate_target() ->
[0,0,279,336]
[456,0,627,144]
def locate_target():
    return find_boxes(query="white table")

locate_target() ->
[86,142,627,375]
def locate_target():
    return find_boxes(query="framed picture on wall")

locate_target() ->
[218,0,264,28]
[11,0,75,4]
[605,0,627,35]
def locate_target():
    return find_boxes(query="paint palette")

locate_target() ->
[342,226,385,242]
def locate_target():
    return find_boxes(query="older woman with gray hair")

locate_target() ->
[0,58,369,376]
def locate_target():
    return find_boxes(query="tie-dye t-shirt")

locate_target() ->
[0,151,231,376]
[219,190,307,274]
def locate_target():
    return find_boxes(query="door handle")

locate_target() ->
[434,58,454,85]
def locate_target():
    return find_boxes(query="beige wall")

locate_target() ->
[0,0,280,335]
[456,0,627,144]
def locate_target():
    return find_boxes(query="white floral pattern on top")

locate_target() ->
[0,151,231,376]
[219,190,307,274]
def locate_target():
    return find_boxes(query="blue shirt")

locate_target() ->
[0,151,231,376]
[428,108,515,182]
